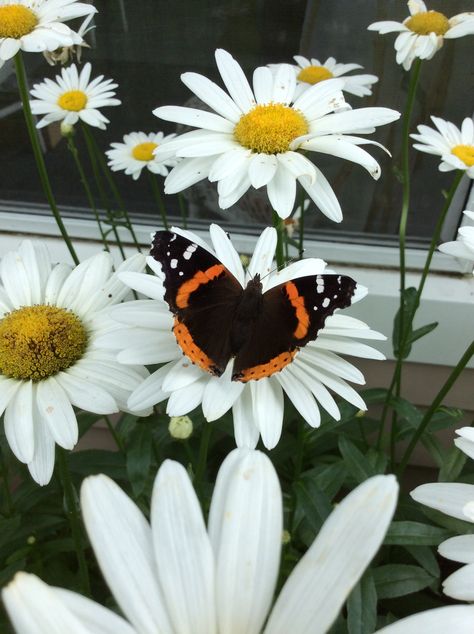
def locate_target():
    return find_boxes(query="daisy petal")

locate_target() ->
[36,377,78,449]
[215,49,256,113]
[4,380,35,463]
[374,606,474,634]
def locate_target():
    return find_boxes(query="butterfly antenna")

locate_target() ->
[258,254,301,282]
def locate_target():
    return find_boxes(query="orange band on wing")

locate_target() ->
[285,281,309,339]
[173,318,221,375]
[176,264,225,308]
[234,350,296,383]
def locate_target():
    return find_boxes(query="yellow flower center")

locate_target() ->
[0,4,38,39]
[297,65,334,85]
[57,90,88,112]
[234,103,309,154]
[406,10,450,36]
[0,305,88,381]
[132,142,158,162]
[451,144,474,167]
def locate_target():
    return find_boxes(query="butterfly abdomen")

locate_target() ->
[230,277,263,354]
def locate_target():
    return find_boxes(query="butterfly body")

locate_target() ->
[151,230,357,382]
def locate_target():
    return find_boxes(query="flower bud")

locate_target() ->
[60,121,75,138]
[168,415,193,440]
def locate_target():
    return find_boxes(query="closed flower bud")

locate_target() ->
[168,415,193,440]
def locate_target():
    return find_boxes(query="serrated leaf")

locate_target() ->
[373,564,435,598]
[338,437,374,483]
[126,422,152,497]
[347,571,377,634]
[384,521,451,545]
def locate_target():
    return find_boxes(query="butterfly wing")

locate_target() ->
[151,231,243,376]
[232,274,357,382]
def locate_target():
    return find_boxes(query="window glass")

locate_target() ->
[0,0,470,244]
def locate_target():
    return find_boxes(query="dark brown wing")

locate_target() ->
[232,274,356,382]
[151,231,243,375]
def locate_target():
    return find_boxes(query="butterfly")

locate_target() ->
[151,230,357,382]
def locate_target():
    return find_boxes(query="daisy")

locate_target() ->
[368,1,474,71]
[106,131,178,181]
[43,12,95,66]
[153,48,399,222]
[411,427,474,602]
[29,62,121,130]
[0,241,149,485]
[411,116,474,177]
[2,449,400,634]
[99,224,386,450]
[291,55,378,99]
[439,210,474,273]
[0,0,96,66]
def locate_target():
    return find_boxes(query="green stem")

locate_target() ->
[14,53,79,264]
[194,422,212,492]
[149,171,169,229]
[298,188,307,259]
[178,193,188,228]
[273,211,285,269]
[56,448,91,596]
[104,416,125,453]
[85,128,141,252]
[67,135,110,252]
[81,125,126,260]
[397,340,474,478]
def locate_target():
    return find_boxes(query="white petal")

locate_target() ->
[27,414,56,487]
[299,167,342,222]
[315,107,400,135]
[151,461,217,634]
[271,63,296,105]
[209,223,245,285]
[56,253,113,315]
[180,71,242,122]
[44,263,73,305]
[215,48,255,113]
[232,385,260,448]
[81,475,174,634]
[209,449,283,634]
[153,105,234,133]
[411,483,474,521]
[128,363,174,411]
[301,136,381,179]
[36,377,78,449]
[247,227,277,283]
[250,379,284,449]
[439,535,474,564]
[56,371,118,415]
[265,475,398,634]
[118,271,165,301]
[266,163,297,219]
[374,606,474,634]
[202,363,245,421]
[4,380,35,463]
[253,66,273,104]
[164,157,215,194]
[248,153,278,189]
[265,258,327,290]
[277,370,321,427]
[0,376,21,417]
[166,377,208,416]
[443,563,474,601]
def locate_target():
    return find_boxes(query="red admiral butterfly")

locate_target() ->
[151,230,357,382]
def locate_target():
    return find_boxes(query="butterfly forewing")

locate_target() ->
[151,231,243,375]
[233,274,357,382]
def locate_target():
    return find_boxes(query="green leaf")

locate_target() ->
[428,407,464,432]
[392,287,417,358]
[405,545,440,579]
[338,437,374,483]
[294,480,332,535]
[347,571,377,634]
[68,450,125,479]
[301,462,347,500]
[126,422,152,497]
[373,564,435,599]
[439,445,467,482]
[409,322,438,345]
[384,521,451,546]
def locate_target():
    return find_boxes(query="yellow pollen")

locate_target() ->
[57,90,88,112]
[0,305,88,381]
[451,144,474,167]
[406,10,450,36]
[132,142,158,162]
[234,103,309,154]
[0,4,38,39]
[297,65,334,85]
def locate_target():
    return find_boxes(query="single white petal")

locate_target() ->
[265,258,327,290]
[153,105,234,133]
[44,263,73,305]
[4,380,35,463]
[166,377,209,416]
[439,535,474,564]
[215,48,256,113]
[232,385,260,448]
[151,461,217,634]
[56,371,118,415]
[180,71,242,122]
[443,563,474,601]
[250,379,284,449]
[271,63,296,105]
[374,606,474,634]
[247,227,277,284]
[266,163,297,219]
[301,136,381,179]
[411,483,474,521]
[265,475,398,634]
[253,66,273,104]
[27,412,56,487]
[299,168,342,222]
[248,153,278,189]
[128,363,175,411]
[202,362,245,421]
[0,376,21,417]
[209,223,245,285]
[118,271,165,301]
[209,449,283,634]
[81,475,174,634]
[277,370,321,427]
[164,157,215,194]
[36,377,77,450]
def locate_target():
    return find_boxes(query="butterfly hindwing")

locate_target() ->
[151,231,243,375]
[233,274,357,382]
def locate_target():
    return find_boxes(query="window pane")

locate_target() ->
[0,0,469,244]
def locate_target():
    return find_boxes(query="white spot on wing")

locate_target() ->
[170,259,178,269]
[322,297,330,308]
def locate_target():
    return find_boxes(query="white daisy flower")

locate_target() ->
[0,0,96,65]
[2,449,400,634]
[291,55,378,99]
[43,11,95,66]
[411,116,474,177]
[368,0,474,71]
[153,48,399,222]
[411,427,474,602]
[29,62,121,130]
[0,241,149,485]
[439,210,474,273]
[106,131,178,181]
[99,224,386,450]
